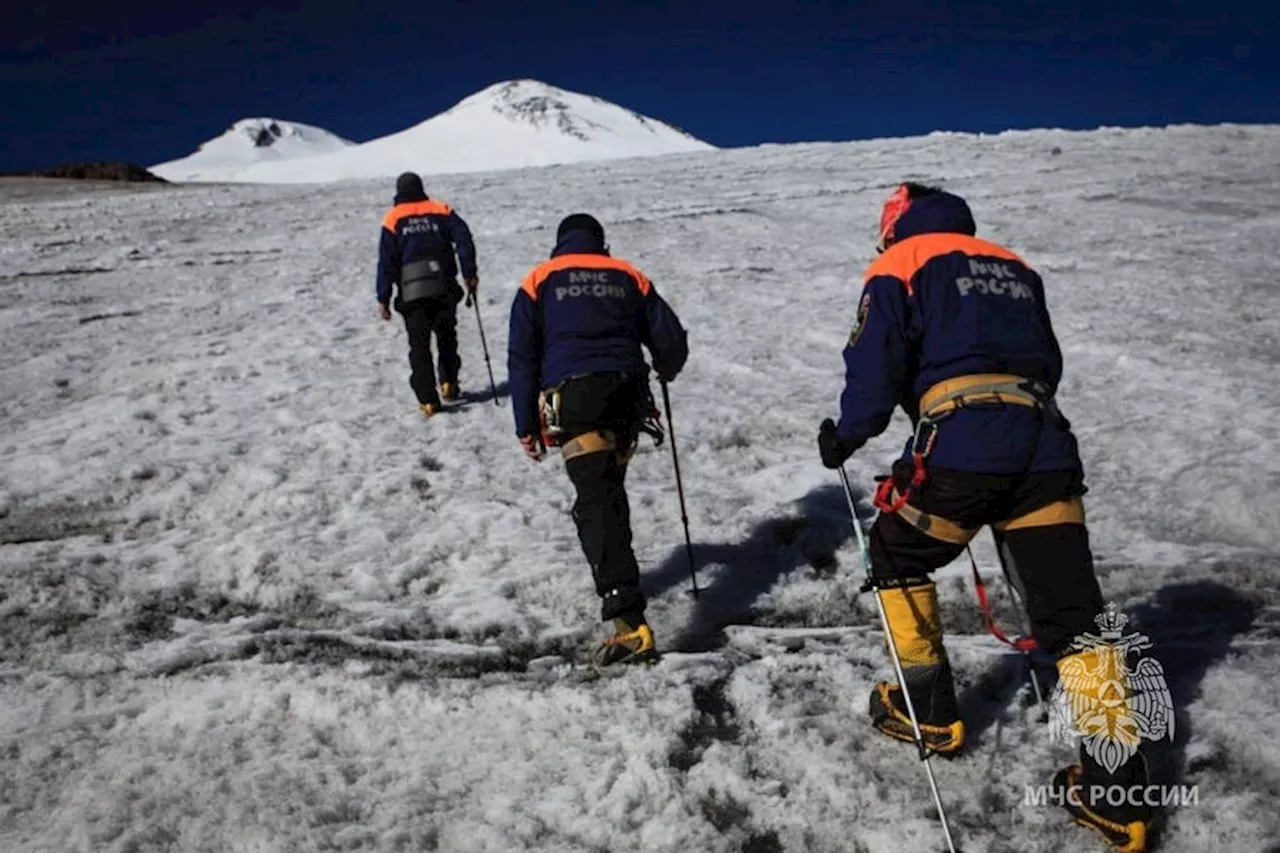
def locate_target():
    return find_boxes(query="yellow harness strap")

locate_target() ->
[560,430,618,461]
[888,490,1084,542]
[918,373,1049,418]
[993,497,1085,532]
[886,490,979,545]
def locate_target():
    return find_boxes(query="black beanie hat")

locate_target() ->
[556,213,605,243]
[395,172,425,199]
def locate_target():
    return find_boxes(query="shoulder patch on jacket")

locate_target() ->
[521,254,652,300]
[862,233,1027,296]
[848,291,872,348]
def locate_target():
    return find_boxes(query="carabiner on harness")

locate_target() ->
[538,386,564,449]
[873,416,940,514]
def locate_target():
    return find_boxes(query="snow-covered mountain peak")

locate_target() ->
[453,79,598,115]
[150,118,354,181]
[463,80,605,138]
[452,78,560,109]
[152,80,714,183]
[448,79,697,144]
[224,118,353,150]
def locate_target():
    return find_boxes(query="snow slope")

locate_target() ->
[3,124,1280,853]
[150,80,715,184]
[150,118,355,182]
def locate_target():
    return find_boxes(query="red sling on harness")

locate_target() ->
[868,403,1038,653]
[970,555,1039,652]
[872,418,938,514]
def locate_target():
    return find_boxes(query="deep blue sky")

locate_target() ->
[2,0,1275,170]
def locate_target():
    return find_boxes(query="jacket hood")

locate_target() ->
[394,190,429,205]
[891,191,977,243]
[394,172,427,205]
[551,229,609,258]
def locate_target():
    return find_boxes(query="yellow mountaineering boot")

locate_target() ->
[440,382,459,402]
[868,582,966,756]
[1050,642,1156,852]
[419,402,439,419]
[869,683,966,756]
[590,615,659,670]
[1051,762,1151,853]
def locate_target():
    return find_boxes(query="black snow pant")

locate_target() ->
[397,294,460,407]
[868,461,1103,657]
[556,372,651,624]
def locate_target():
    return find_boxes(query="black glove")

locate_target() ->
[818,418,860,469]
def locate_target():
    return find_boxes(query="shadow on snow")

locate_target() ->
[642,482,874,652]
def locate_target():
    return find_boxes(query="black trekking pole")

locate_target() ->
[660,380,700,598]
[989,539,1047,710]
[469,295,500,406]
[837,464,958,853]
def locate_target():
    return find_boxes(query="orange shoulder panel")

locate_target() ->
[520,254,652,300]
[382,199,453,231]
[862,233,1027,296]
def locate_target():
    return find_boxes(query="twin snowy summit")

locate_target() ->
[149,80,715,184]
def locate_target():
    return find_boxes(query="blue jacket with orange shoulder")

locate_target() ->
[508,230,688,437]
[376,193,477,306]
[837,191,1081,473]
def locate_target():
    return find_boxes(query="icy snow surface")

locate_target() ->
[150,80,715,185]
[3,124,1280,853]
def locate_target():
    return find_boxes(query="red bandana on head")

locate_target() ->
[877,184,912,253]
